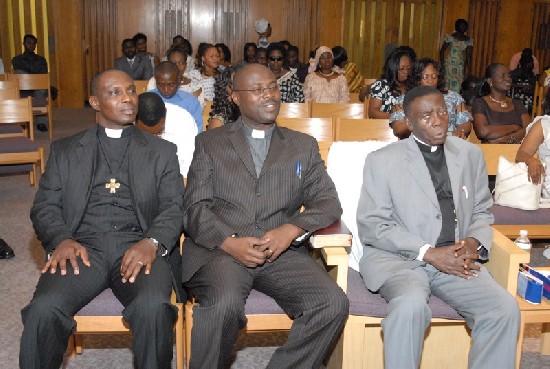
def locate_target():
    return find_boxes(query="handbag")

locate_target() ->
[493,156,542,210]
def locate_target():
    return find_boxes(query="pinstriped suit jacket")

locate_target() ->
[30,125,185,255]
[181,118,342,283]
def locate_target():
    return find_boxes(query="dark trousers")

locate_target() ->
[19,245,177,369]
[185,249,349,369]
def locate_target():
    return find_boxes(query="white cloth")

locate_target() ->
[163,102,198,177]
[255,18,269,33]
[527,115,550,198]
[189,69,216,101]
[326,141,390,271]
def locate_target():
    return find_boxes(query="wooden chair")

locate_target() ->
[311,102,365,119]
[324,141,529,369]
[0,97,45,186]
[134,80,149,95]
[276,117,335,142]
[0,84,20,101]
[278,102,311,118]
[349,92,361,103]
[475,143,550,239]
[7,73,54,138]
[335,117,396,142]
[466,127,482,144]
[532,82,545,119]
[0,74,6,81]
[184,221,352,368]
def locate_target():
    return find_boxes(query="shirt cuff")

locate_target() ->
[417,243,432,261]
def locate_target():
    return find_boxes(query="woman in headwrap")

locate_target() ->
[303,46,350,103]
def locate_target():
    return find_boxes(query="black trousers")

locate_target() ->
[185,248,349,369]
[19,244,177,369]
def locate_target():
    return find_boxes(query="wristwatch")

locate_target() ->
[147,237,168,256]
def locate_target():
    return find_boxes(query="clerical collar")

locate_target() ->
[242,121,275,139]
[98,125,135,138]
[127,57,136,63]
[413,134,441,153]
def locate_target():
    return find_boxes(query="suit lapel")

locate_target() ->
[259,126,285,178]
[405,137,439,209]
[444,139,464,233]
[229,119,257,178]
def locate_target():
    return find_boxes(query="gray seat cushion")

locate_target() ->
[76,289,124,316]
[492,204,550,225]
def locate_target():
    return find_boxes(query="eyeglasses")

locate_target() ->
[269,56,284,62]
[421,73,438,80]
[233,84,279,96]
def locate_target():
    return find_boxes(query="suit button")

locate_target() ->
[112,225,117,229]
[436,214,442,219]
[256,192,261,197]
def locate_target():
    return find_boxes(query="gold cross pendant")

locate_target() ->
[105,178,120,194]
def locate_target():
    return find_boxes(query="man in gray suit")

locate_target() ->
[356,86,520,369]
[20,69,184,369]
[182,63,348,369]
[114,39,153,80]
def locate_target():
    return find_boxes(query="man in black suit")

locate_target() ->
[114,39,153,81]
[182,63,349,369]
[20,69,184,369]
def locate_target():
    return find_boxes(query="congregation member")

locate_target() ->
[133,32,160,69]
[439,18,473,92]
[169,35,195,76]
[472,63,530,143]
[114,38,153,81]
[152,61,203,132]
[516,88,550,198]
[208,68,240,129]
[390,58,472,140]
[303,46,350,103]
[182,63,348,369]
[510,48,539,75]
[366,46,416,118]
[267,42,304,103]
[286,45,309,83]
[332,45,365,93]
[233,42,257,70]
[136,92,197,177]
[510,49,537,114]
[20,69,184,369]
[357,85,520,369]
[189,43,220,101]
[216,42,232,69]
[255,47,268,67]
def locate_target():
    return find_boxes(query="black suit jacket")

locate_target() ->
[31,125,184,254]
[114,54,153,81]
[181,118,342,282]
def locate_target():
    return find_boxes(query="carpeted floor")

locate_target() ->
[0,107,549,368]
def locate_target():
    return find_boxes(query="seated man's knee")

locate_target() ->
[388,293,431,322]
[22,297,73,329]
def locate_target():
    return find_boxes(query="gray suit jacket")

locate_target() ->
[114,54,153,81]
[31,125,185,254]
[181,118,342,283]
[356,136,494,292]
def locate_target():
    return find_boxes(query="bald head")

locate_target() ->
[232,63,273,90]
[155,61,179,78]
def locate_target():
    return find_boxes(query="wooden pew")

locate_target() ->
[334,117,396,142]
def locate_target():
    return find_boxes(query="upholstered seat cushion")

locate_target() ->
[76,289,124,316]
[347,268,463,320]
[0,123,23,134]
[0,136,40,153]
[0,163,33,174]
[492,204,550,225]
[244,289,285,315]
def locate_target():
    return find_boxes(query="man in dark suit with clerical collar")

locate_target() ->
[182,63,348,369]
[20,69,184,369]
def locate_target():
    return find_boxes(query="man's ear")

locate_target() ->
[231,92,240,107]
[89,96,100,112]
[406,116,413,131]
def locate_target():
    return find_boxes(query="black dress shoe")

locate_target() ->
[37,123,48,132]
[0,238,15,259]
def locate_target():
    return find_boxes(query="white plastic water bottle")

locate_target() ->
[514,230,531,252]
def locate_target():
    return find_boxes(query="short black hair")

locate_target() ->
[287,45,299,55]
[455,19,468,31]
[407,58,447,93]
[23,34,37,43]
[133,33,147,42]
[122,38,135,47]
[137,92,166,126]
[166,46,188,60]
[90,68,128,96]
[403,86,441,117]
[332,46,348,67]
[267,42,287,61]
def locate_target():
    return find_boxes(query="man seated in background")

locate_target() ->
[151,61,203,133]
[20,69,184,369]
[356,85,520,369]
[114,38,154,81]
[182,63,348,369]
[136,91,197,177]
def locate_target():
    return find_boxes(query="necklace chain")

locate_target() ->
[319,70,334,77]
[489,95,508,108]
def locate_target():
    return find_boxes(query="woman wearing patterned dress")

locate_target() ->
[440,19,473,92]
[303,46,349,103]
[189,43,220,101]
[390,58,472,140]
[267,43,304,103]
[367,46,416,119]
[332,46,365,93]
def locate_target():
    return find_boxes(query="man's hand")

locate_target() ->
[42,239,90,276]
[120,239,158,283]
[219,236,269,268]
[454,238,482,273]
[423,242,480,279]
[257,224,304,263]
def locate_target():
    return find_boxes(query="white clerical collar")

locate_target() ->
[412,134,438,152]
[105,127,123,138]
[252,129,265,138]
